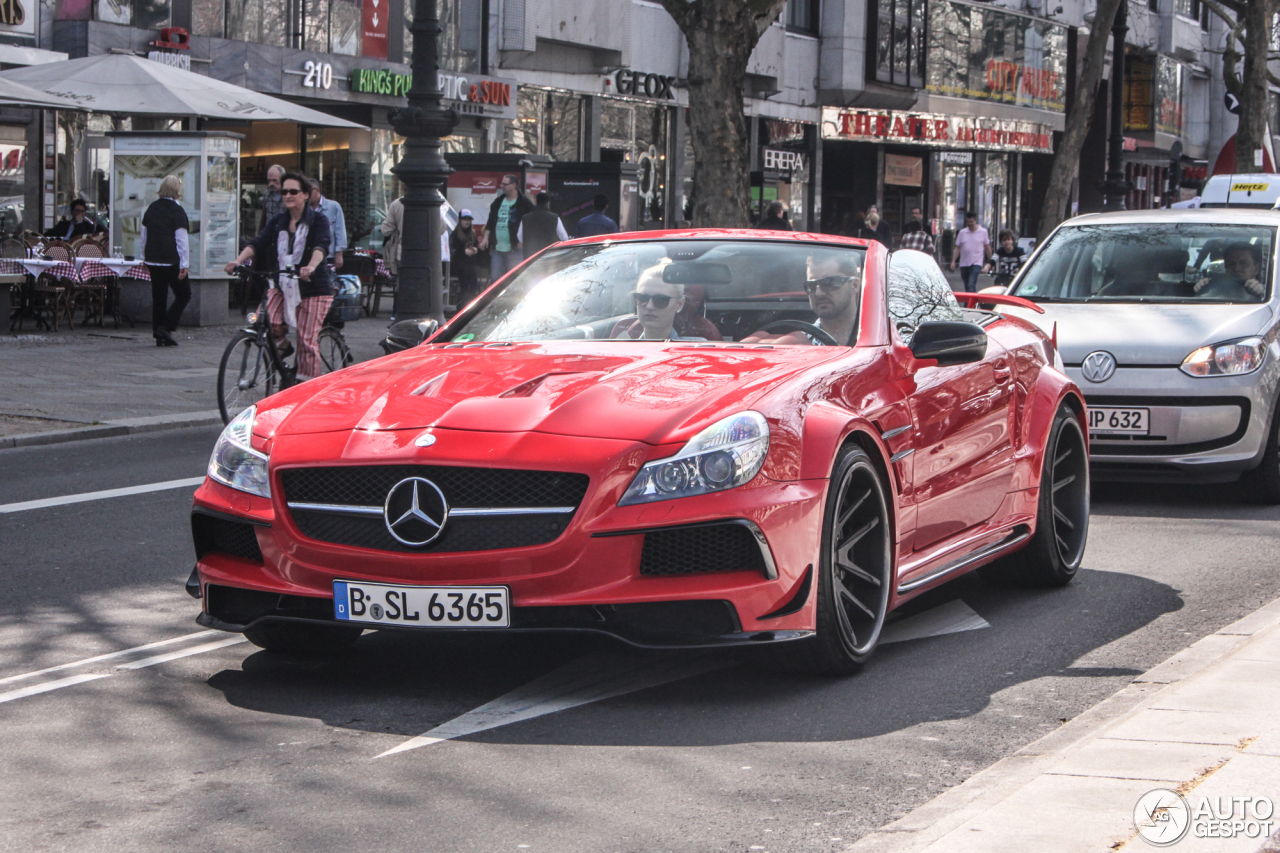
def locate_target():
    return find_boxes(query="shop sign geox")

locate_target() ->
[821,106,1054,154]
[614,69,677,100]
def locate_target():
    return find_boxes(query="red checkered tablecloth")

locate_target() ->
[79,260,150,281]
[375,259,391,279]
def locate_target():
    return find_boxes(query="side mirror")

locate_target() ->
[909,321,987,366]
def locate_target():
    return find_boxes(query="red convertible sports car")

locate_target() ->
[190,231,1090,674]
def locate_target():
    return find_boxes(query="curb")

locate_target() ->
[0,410,224,449]
[844,595,1280,852]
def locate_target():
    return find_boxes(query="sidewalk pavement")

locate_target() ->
[0,314,395,446]
[848,595,1280,853]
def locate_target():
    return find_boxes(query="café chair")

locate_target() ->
[73,239,111,327]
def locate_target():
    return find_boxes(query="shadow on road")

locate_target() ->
[1091,480,1280,520]
[206,567,1181,748]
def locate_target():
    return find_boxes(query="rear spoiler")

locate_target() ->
[953,292,1046,314]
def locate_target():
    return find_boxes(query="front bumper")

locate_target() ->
[190,428,826,644]
[1068,363,1280,480]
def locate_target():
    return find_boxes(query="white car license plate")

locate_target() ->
[1088,407,1150,435]
[333,581,510,628]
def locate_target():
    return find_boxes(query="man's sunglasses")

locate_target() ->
[804,275,856,294]
[633,292,673,308]
[281,188,306,196]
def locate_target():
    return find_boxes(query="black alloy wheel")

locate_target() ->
[785,445,893,675]
[981,404,1089,587]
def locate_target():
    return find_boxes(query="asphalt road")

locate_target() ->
[2,427,1279,853]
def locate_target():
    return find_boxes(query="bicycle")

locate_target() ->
[217,265,353,424]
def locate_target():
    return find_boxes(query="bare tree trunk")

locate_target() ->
[1235,0,1272,173]
[660,0,788,228]
[1037,0,1125,240]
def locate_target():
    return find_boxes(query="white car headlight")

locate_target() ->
[208,406,271,498]
[1180,337,1267,377]
[619,411,770,506]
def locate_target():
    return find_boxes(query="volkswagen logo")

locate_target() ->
[383,477,449,547]
[1081,350,1117,383]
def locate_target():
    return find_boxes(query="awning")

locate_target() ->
[0,76,84,110]
[0,54,364,128]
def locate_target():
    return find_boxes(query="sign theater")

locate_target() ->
[820,106,1055,154]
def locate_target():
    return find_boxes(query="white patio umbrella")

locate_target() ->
[0,54,365,127]
[0,76,84,110]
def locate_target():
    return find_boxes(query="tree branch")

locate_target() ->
[746,0,790,38]
[656,0,698,32]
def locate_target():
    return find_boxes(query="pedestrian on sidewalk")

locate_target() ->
[575,194,619,237]
[857,212,890,247]
[756,200,792,230]
[985,229,1026,288]
[481,175,534,281]
[261,165,286,223]
[867,204,893,246]
[225,173,334,381]
[450,209,483,306]
[517,192,569,258]
[308,178,347,272]
[899,219,935,255]
[950,212,991,292]
[380,196,403,277]
[140,175,190,347]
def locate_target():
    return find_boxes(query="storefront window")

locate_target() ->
[0,125,26,236]
[504,88,544,155]
[872,0,925,89]
[90,0,169,27]
[404,0,414,64]
[502,89,582,161]
[1155,56,1185,137]
[786,0,819,34]
[191,0,224,36]
[440,0,483,73]
[225,0,284,46]
[306,0,331,52]
[1125,56,1154,133]
[330,0,360,54]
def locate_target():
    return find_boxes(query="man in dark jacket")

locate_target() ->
[480,174,534,281]
[518,193,569,258]
[450,209,483,306]
[756,200,791,230]
[46,198,107,240]
[574,194,619,236]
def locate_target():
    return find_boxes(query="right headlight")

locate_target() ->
[208,406,271,498]
[618,411,770,506]
[1180,337,1267,377]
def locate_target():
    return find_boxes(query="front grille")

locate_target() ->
[192,513,263,563]
[640,523,767,576]
[280,466,589,508]
[280,465,590,553]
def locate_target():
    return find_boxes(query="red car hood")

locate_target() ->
[262,342,842,445]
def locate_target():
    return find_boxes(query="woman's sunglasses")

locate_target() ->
[281,188,306,196]
[633,292,673,308]
[804,275,856,294]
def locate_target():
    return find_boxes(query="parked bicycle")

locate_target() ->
[217,265,353,424]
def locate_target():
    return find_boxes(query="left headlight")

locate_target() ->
[1180,337,1268,377]
[619,411,770,506]
[208,406,271,498]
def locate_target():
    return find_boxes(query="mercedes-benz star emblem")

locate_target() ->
[1081,350,1117,383]
[383,477,449,547]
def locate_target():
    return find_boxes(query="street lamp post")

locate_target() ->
[1100,0,1131,211]
[390,0,459,321]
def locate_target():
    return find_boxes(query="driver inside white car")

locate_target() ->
[742,253,862,345]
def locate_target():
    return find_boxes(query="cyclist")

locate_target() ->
[224,172,334,381]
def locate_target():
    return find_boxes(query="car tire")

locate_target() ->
[980,404,1089,587]
[1243,397,1280,504]
[782,444,893,676]
[242,622,363,655]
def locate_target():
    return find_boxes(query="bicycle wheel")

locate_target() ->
[217,330,278,423]
[317,327,353,375]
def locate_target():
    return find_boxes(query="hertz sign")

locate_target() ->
[0,0,24,25]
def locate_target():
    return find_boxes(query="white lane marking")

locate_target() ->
[378,654,732,758]
[881,599,990,645]
[117,636,247,669]
[0,630,220,686]
[0,477,205,514]
[0,673,112,705]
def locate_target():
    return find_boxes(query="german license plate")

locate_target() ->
[1088,407,1149,435]
[333,581,510,628]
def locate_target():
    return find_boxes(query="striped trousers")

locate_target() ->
[266,289,334,380]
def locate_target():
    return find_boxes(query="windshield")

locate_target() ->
[447,240,867,345]
[1011,223,1275,303]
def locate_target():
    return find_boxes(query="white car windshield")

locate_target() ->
[1012,223,1276,303]
[447,240,867,344]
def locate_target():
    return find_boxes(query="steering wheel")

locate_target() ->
[759,319,839,346]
